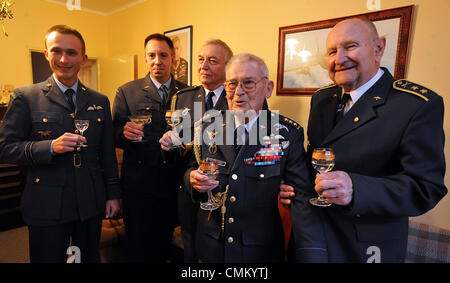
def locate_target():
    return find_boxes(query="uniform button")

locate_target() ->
[354,117,360,122]
[35,178,40,183]
[356,214,361,218]
[228,217,234,224]
[232,174,238,180]
[42,117,48,123]
[75,129,80,134]
[229,196,236,202]
[145,106,150,111]
[227,237,234,243]
[137,160,143,165]
[97,117,102,122]
[259,173,264,179]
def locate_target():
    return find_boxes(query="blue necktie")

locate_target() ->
[334,93,351,125]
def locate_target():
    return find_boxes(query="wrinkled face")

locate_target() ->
[225,61,273,114]
[326,19,385,92]
[145,39,174,84]
[197,43,227,90]
[44,32,87,87]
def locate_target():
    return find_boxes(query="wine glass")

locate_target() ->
[74,119,89,147]
[309,148,335,207]
[199,158,220,211]
[164,110,182,149]
[128,114,152,142]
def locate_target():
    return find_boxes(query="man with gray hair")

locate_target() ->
[160,39,233,262]
[304,17,446,262]
[186,53,327,262]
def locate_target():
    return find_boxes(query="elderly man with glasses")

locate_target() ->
[184,53,327,263]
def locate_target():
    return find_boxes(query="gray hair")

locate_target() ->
[202,39,234,63]
[226,53,269,78]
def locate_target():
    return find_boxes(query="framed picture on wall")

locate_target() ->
[276,5,414,96]
[164,25,193,86]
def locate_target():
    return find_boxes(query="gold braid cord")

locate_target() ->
[170,94,177,111]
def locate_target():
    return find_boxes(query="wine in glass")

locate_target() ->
[128,114,152,142]
[74,119,89,147]
[199,158,220,211]
[309,148,335,207]
[165,110,182,149]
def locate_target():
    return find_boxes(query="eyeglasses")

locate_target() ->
[224,77,267,92]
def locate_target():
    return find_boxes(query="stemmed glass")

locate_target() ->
[199,158,220,211]
[309,148,335,207]
[74,119,89,147]
[164,110,181,149]
[128,114,152,142]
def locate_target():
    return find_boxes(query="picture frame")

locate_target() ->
[276,5,414,96]
[164,25,193,86]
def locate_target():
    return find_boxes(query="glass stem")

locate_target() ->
[207,190,214,203]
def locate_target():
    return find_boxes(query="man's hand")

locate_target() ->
[105,199,121,219]
[52,133,86,154]
[315,171,353,206]
[159,130,182,151]
[123,121,144,141]
[190,169,219,192]
[279,183,295,206]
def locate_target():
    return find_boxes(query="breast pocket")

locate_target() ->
[31,112,62,140]
[246,164,281,207]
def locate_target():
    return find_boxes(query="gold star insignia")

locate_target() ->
[420,89,428,94]
[411,86,419,90]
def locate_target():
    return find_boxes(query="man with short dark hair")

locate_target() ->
[0,24,121,263]
[304,18,447,262]
[112,33,187,262]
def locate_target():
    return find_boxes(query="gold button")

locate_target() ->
[138,160,143,165]
[70,113,75,119]
[259,174,265,178]
[228,217,234,224]
[354,117,359,122]
[75,129,80,134]
[145,106,150,111]
[97,117,102,122]
[230,196,236,202]
[35,178,40,183]
[42,117,48,123]
[227,237,234,243]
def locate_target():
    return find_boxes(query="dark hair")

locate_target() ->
[45,25,86,54]
[144,33,174,54]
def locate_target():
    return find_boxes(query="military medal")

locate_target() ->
[208,143,218,154]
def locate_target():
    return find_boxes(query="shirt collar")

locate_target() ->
[203,85,224,98]
[345,68,384,104]
[150,74,172,90]
[234,112,260,133]
[53,74,78,94]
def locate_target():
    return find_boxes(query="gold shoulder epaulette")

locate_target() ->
[316,83,337,92]
[175,85,200,95]
[393,79,435,102]
[282,116,301,131]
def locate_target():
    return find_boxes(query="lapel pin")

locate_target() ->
[373,96,382,101]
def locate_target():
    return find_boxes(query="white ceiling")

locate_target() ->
[45,0,147,16]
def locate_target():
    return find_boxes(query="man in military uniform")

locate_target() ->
[160,39,233,262]
[0,25,121,263]
[112,33,187,262]
[304,18,447,262]
[171,36,189,85]
[186,53,327,262]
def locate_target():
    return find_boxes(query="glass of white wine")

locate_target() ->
[199,158,220,211]
[309,148,335,207]
[128,114,152,142]
[164,110,181,149]
[74,119,89,147]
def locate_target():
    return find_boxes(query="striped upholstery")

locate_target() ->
[406,220,450,263]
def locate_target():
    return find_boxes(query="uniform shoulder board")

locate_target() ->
[393,79,437,102]
[175,85,201,96]
[315,83,337,92]
[276,114,302,131]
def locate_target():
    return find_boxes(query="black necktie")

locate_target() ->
[64,88,76,112]
[160,85,169,106]
[334,93,351,125]
[206,91,214,111]
[234,124,247,153]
